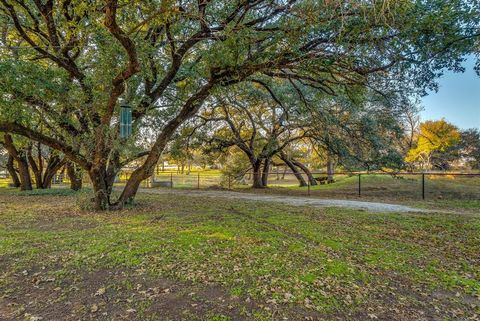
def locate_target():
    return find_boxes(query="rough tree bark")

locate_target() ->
[88,153,120,210]
[17,154,32,191]
[6,155,20,187]
[66,162,82,191]
[3,134,32,190]
[89,167,111,211]
[251,159,264,188]
[29,157,43,189]
[28,143,43,188]
[261,157,270,187]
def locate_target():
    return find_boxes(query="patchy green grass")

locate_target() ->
[0,188,479,320]
[408,199,480,212]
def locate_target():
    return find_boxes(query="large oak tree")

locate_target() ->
[0,0,478,209]
[203,81,308,188]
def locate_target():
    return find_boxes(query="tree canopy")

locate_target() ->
[0,0,479,209]
[405,119,461,169]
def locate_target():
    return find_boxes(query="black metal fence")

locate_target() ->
[114,170,480,201]
[4,167,477,200]
[239,171,480,200]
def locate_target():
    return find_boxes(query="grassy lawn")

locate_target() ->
[1,188,479,320]
[0,178,11,188]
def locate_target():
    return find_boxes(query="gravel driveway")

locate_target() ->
[139,188,427,213]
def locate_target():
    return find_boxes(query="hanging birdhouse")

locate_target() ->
[120,104,132,138]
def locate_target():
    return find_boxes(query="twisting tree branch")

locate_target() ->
[0,122,90,169]
[103,0,140,124]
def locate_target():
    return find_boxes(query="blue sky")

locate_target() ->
[420,56,480,130]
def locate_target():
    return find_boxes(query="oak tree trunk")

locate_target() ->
[280,153,307,187]
[115,102,213,208]
[28,148,65,189]
[292,159,317,186]
[17,153,32,191]
[3,134,32,190]
[66,162,83,190]
[28,152,44,188]
[326,155,335,183]
[115,163,152,207]
[27,146,44,188]
[42,156,66,188]
[6,155,20,187]
[261,158,270,187]
[251,159,264,188]
[89,167,112,211]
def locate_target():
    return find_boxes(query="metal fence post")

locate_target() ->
[197,173,200,189]
[358,174,361,197]
[422,173,425,200]
[170,172,173,188]
[307,181,310,196]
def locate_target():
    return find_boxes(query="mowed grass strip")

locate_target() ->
[0,189,479,320]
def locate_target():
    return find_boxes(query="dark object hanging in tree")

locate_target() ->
[120,104,132,138]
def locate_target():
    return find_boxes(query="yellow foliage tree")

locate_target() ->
[406,119,460,169]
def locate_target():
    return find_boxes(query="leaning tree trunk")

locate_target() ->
[3,134,32,190]
[17,153,32,191]
[280,152,307,187]
[114,85,215,209]
[261,157,271,187]
[66,162,83,191]
[6,155,20,187]
[115,160,154,208]
[292,159,317,186]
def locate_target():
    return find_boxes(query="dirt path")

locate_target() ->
[138,188,428,213]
